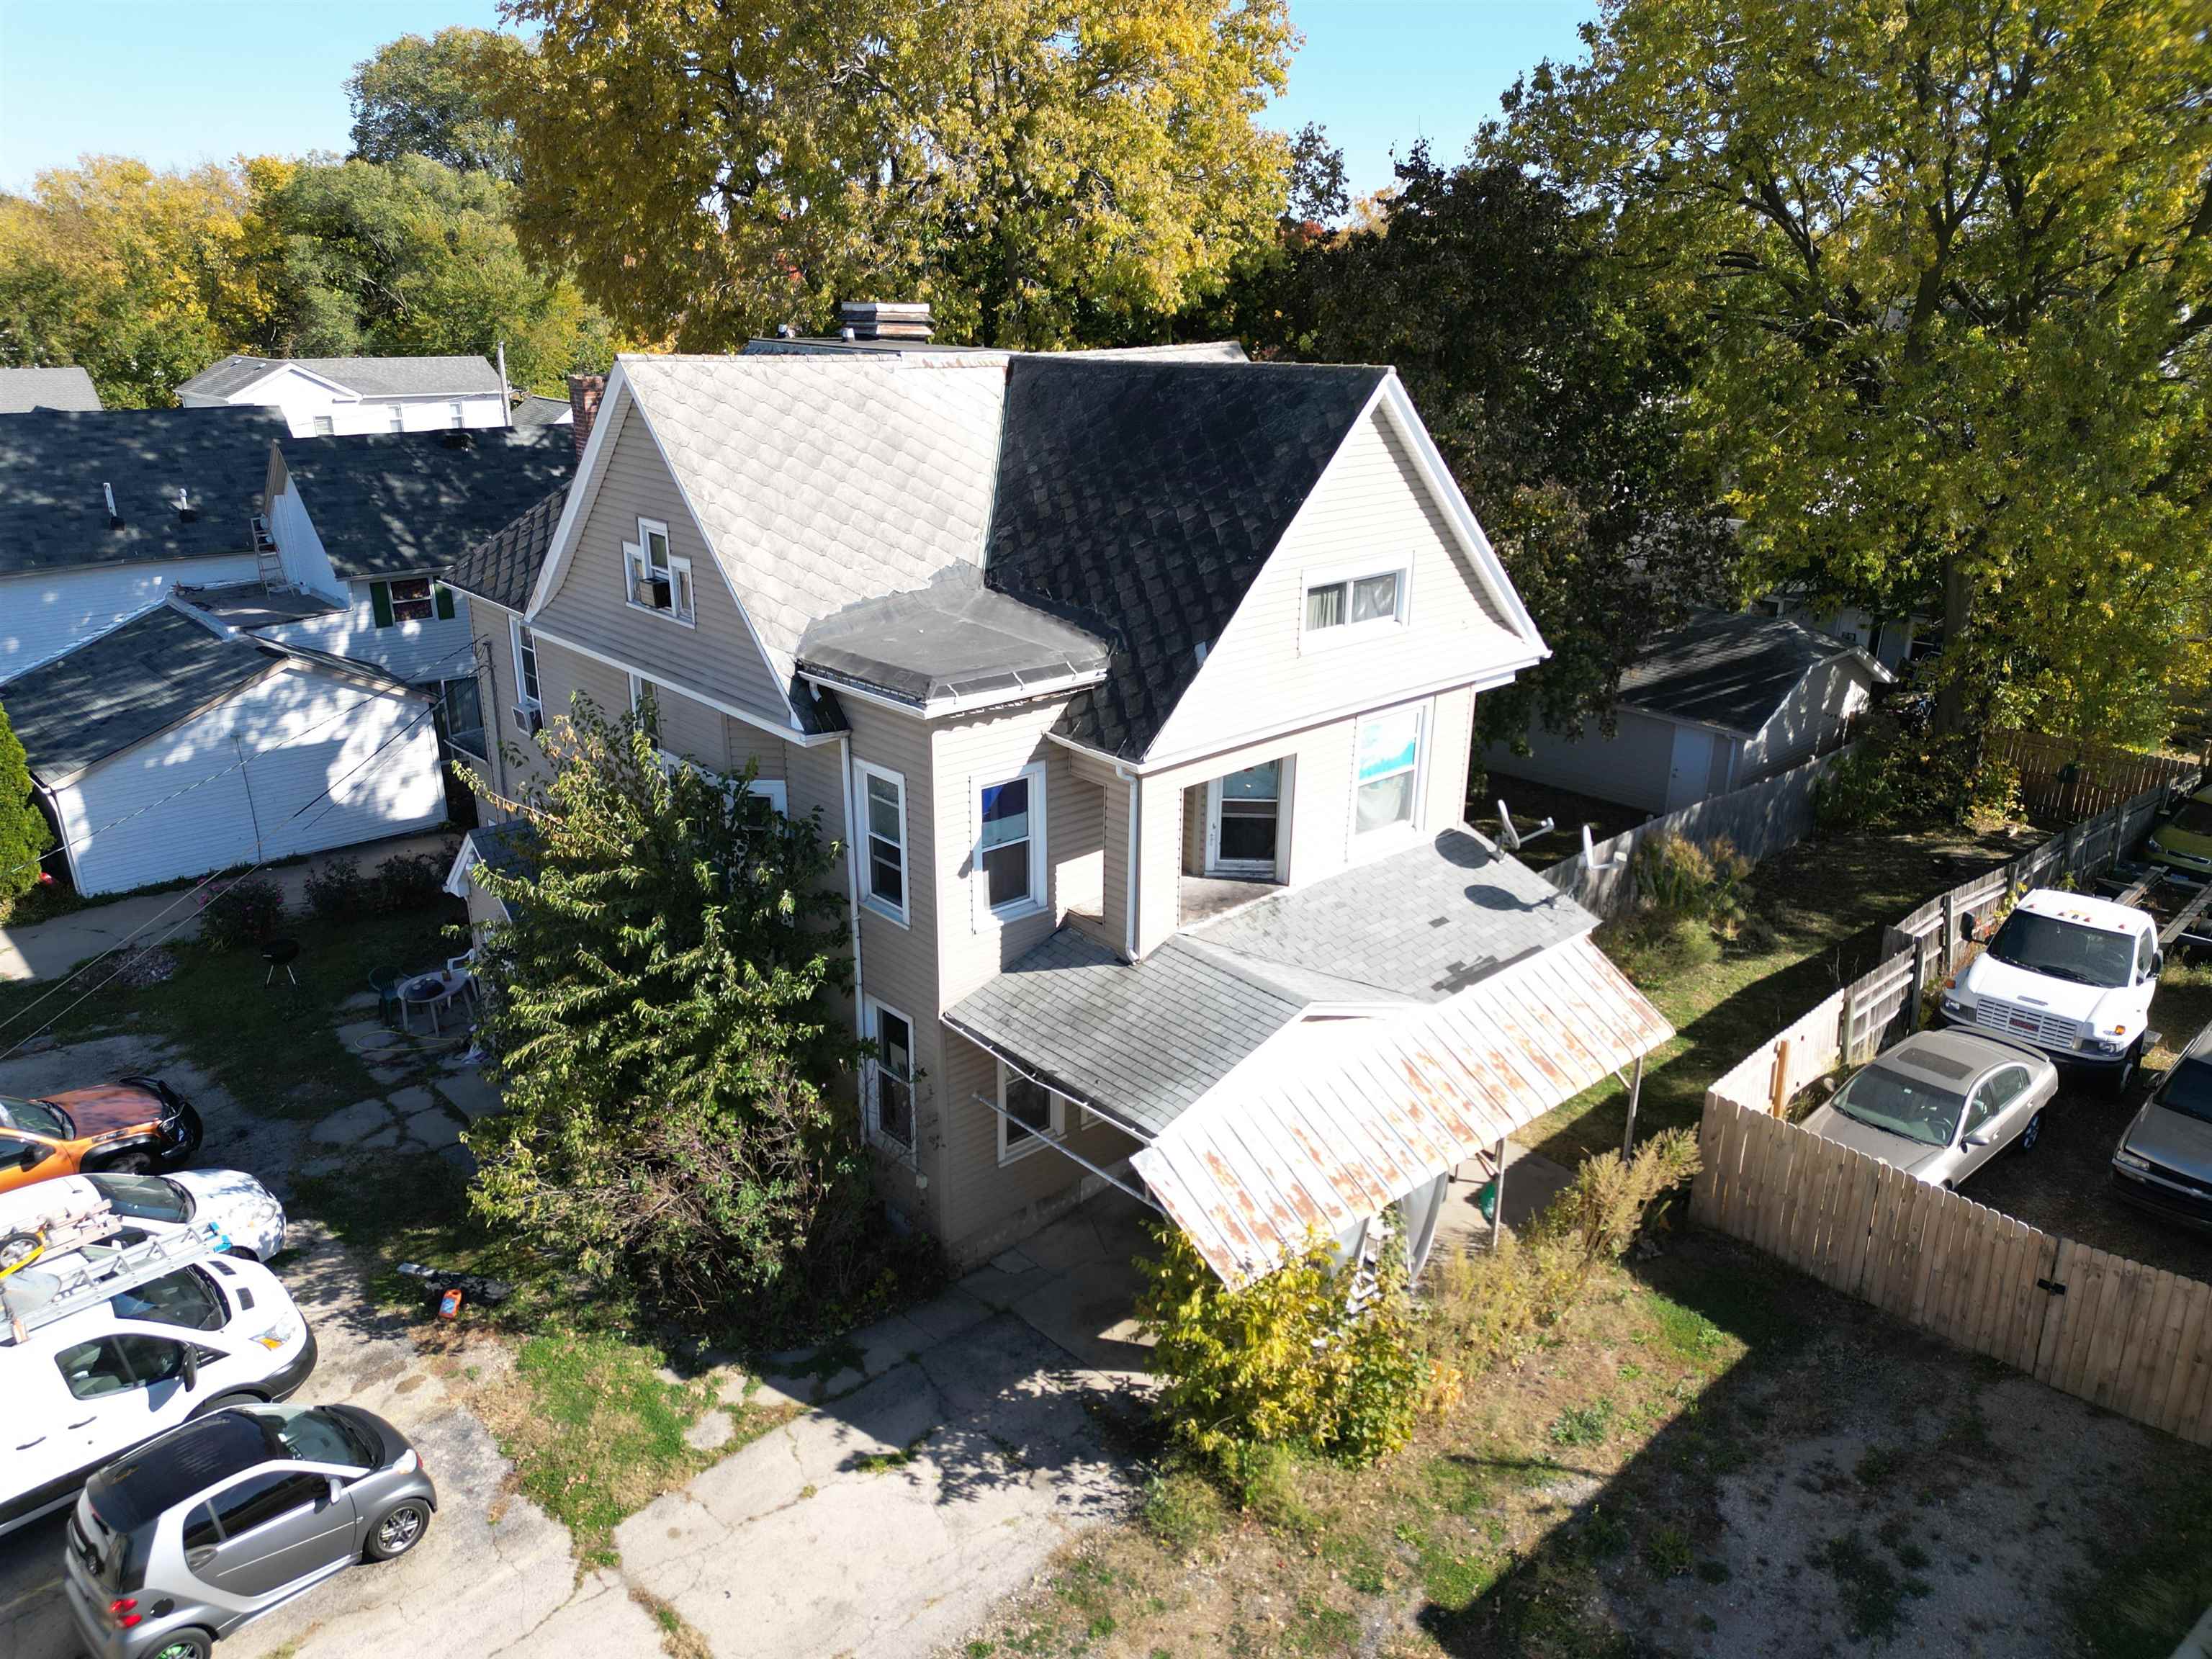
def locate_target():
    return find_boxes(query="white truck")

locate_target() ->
[1938,889,2162,1094]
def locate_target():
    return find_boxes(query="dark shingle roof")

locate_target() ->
[0,606,282,783]
[509,394,573,427]
[180,354,502,400]
[280,427,574,581]
[984,358,1386,760]
[0,367,102,413]
[1620,611,1882,736]
[469,819,541,883]
[0,406,289,576]
[446,487,567,613]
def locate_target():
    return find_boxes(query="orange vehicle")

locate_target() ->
[0,1076,202,1195]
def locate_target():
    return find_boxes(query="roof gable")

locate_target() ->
[181,354,502,400]
[1621,611,1887,736]
[0,367,102,413]
[982,357,1387,760]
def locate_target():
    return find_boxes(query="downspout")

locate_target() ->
[838,730,868,1093]
[1112,760,1140,961]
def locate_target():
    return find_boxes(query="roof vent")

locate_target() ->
[174,487,197,524]
[102,482,123,529]
[440,428,475,450]
[836,300,934,342]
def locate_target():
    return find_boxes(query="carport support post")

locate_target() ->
[1490,1136,1508,1253]
[1620,1054,1646,1159]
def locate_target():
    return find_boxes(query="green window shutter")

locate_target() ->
[433,583,456,621]
[369,581,394,629]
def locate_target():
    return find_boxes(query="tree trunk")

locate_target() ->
[1934,553,1974,737]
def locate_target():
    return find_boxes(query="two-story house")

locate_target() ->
[449,342,1673,1285]
[176,354,511,437]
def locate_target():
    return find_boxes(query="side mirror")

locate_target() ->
[2153,953,2166,979]
[17,1146,40,1171]
[1963,1133,1992,1149]
[180,1347,199,1394]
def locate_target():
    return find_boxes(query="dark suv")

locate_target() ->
[61,1403,435,1659]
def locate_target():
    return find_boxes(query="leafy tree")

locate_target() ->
[459,697,898,1338]
[0,698,52,902]
[498,0,1298,349]
[346,27,530,182]
[1498,0,2212,745]
[1195,143,1731,745]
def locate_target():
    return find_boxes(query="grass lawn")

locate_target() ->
[1524,821,2029,1167]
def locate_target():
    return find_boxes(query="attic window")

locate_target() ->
[1303,562,1408,648]
[624,518,695,625]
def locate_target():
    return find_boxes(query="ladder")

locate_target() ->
[1,1222,229,1344]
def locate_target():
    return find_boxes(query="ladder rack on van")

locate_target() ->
[0,1221,229,1344]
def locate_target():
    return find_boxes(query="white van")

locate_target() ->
[1,1230,316,1537]
[1939,889,2164,1092]
[0,1170,286,1269]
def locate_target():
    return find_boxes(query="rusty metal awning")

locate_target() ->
[1130,935,1673,1288]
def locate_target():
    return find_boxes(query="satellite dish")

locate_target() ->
[1495,799,1555,853]
[1582,822,1629,871]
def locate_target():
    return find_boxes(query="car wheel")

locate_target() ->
[99,1150,159,1176]
[2106,1043,2142,1098]
[365,1498,431,1562]
[189,1391,265,1419]
[144,1631,215,1659]
[166,1103,204,1164]
[2017,1110,2044,1153]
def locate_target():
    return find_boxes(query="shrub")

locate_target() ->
[1635,832,1752,928]
[371,850,449,912]
[302,855,369,921]
[197,875,284,950]
[1815,727,2022,832]
[1135,1224,1429,1478]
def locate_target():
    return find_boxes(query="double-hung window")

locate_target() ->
[310,415,335,437]
[997,1061,1064,1163]
[387,405,405,433]
[448,401,466,429]
[1302,562,1408,648]
[857,760,909,924]
[627,674,662,748]
[369,576,452,628]
[867,999,915,1148]
[976,763,1046,920]
[508,618,541,734]
[1353,704,1425,836]
[624,517,695,624]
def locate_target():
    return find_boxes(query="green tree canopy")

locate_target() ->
[346,27,530,182]
[0,696,53,903]
[1195,141,1732,745]
[1498,0,2212,745]
[461,696,896,1337]
[498,0,1299,348]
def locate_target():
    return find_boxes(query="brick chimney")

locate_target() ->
[567,373,606,462]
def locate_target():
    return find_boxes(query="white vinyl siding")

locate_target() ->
[51,663,445,896]
[257,579,476,685]
[179,364,508,438]
[0,557,261,685]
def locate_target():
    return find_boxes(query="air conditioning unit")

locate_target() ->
[637,575,672,610]
[515,703,544,737]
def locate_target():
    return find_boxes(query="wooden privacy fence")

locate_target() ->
[1992,729,2204,826]
[1694,1097,2212,1445]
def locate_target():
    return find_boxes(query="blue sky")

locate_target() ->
[0,1,1596,199]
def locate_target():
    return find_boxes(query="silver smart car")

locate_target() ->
[1802,1028,2060,1189]
[62,1402,436,1659]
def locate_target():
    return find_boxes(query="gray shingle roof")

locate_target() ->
[0,406,289,576]
[469,819,540,883]
[179,354,503,400]
[0,606,282,783]
[1621,611,1887,736]
[173,582,346,629]
[446,487,567,613]
[0,367,102,413]
[944,829,1599,1137]
[279,427,573,581]
[984,358,1387,760]
[510,394,573,427]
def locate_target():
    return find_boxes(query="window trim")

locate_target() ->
[973,762,1049,925]
[1351,702,1429,843]
[509,616,541,712]
[380,575,436,626]
[1300,559,1411,652]
[310,414,336,437]
[855,758,911,926]
[447,400,466,430]
[864,997,917,1154]
[997,1060,1066,1165]
[623,516,696,626]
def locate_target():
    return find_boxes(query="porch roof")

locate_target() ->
[1130,935,1673,1288]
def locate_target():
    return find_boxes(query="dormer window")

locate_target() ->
[1302,562,1408,648]
[624,517,695,625]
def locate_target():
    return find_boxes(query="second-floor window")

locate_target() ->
[624,517,696,624]
[627,674,662,747]
[387,405,405,433]
[311,415,335,436]
[1354,704,1425,835]
[1303,562,1408,647]
[370,577,452,628]
[976,764,1046,920]
[509,618,540,710]
[857,760,909,924]
[448,401,466,429]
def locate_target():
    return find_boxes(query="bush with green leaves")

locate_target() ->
[0,697,51,903]
[457,697,925,1341]
[370,850,449,912]
[302,856,369,921]
[197,876,284,950]
[1815,728,2022,833]
[1135,1223,1428,1478]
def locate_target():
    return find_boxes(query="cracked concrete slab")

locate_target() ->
[311,1096,395,1143]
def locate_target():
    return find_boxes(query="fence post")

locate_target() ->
[1941,892,1956,974]
[1843,979,1861,1065]
[1912,934,1930,1029]
[1769,1038,1791,1117]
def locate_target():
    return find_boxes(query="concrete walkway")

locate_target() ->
[0,830,458,983]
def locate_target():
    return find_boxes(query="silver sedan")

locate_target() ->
[1803,1028,2060,1190]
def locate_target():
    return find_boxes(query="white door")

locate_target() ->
[1664,726,1714,811]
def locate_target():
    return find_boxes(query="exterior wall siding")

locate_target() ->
[184,371,508,438]
[531,391,795,732]
[1149,406,1528,760]
[55,664,445,896]
[258,580,477,685]
[1482,707,1681,815]
[1740,657,1873,781]
[459,601,551,816]
[265,475,346,601]
[0,557,261,684]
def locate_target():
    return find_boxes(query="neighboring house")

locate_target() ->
[446,342,1676,1282]
[3,603,444,896]
[444,485,567,806]
[509,394,573,428]
[1756,588,1933,673]
[0,407,297,683]
[1485,611,1890,814]
[176,354,508,438]
[0,367,102,413]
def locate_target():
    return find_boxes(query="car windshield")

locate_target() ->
[1832,1064,1966,1148]
[2165,801,2212,837]
[1984,910,2136,988]
[247,1404,378,1469]
[86,1173,192,1224]
[111,1266,225,1331]
[2156,1058,2212,1127]
[0,1094,68,1138]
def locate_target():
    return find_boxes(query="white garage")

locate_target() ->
[5,603,447,896]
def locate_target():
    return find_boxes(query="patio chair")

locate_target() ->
[369,966,403,1026]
